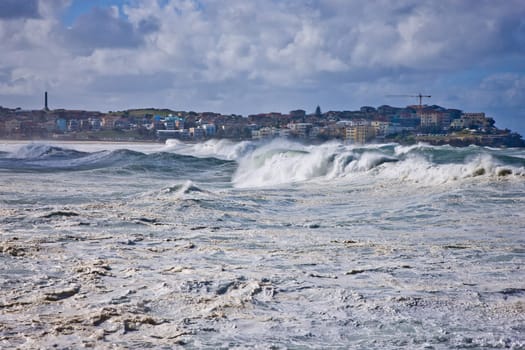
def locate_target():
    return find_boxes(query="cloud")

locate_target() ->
[0,0,525,133]
[62,6,154,55]
[46,0,524,80]
[0,0,40,19]
[477,73,525,107]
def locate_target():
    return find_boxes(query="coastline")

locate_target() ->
[0,138,163,145]
[1,136,524,148]
[1,105,524,148]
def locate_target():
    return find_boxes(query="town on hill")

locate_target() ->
[1,97,524,147]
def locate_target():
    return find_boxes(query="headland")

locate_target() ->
[1,103,523,147]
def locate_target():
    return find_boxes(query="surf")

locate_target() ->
[230,139,525,188]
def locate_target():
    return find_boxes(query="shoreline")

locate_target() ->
[1,134,524,148]
[0,138,163,145]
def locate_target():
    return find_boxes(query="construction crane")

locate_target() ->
[386,93,431,109]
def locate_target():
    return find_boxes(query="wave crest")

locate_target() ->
[8,143,87,160]
[231,139,525,188]
[164,138,255,160]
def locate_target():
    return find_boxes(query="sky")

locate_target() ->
[1,0,524,134]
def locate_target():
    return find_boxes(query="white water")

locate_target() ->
[164,138,255,160]
[228,138,524,188]
[1,140,524,349]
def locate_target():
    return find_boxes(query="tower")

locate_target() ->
[44,91,49,111]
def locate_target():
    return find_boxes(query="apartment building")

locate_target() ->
[346,125,376,144]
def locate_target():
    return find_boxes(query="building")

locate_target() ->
[335,120,354,127]
[251,127,280,140]
[371,120,391,136]
[90,118,102,131]
[157,129,190,140]
[201,124,216,137]
[55,118,67,132]
[288,123,313,138]
[164,115,185,130]
[189,127,205,139]
[4,119,21,134]
[450,112,493,130]
[67,119,79,132]
[259,127,274,139]
[419,111,451,130]
[346,125,376,144]
[102,115,121,129]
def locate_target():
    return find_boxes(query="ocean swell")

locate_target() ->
[0,143,235,179]
[2,141,524,188]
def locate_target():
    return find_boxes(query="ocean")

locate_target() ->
[1,139,524,349]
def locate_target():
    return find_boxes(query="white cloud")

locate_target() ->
[0,0,524,133]
[476,73,525,107]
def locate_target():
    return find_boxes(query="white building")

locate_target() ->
[287,123,313,138]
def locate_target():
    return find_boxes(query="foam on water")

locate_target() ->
[0,140,524,349]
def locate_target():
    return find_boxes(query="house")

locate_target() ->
[68,119,79,132]
[102,115,121,129]
[90,118,102,131]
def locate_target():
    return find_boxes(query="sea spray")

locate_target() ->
[231,139,525,188]
[232,139,341,187]
[165,138,255,160]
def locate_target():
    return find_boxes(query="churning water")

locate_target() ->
[1,139,524,349]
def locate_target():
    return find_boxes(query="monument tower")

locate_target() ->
[44,91,49,111]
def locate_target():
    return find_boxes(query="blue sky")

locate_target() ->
[62,0,126,25]
[1,0,524,134]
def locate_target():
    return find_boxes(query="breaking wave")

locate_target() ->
[2,140,524,188]
[231,139,525,188]
[0,143,235,179]
[6,143,88,160]
[164,138,256,160]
